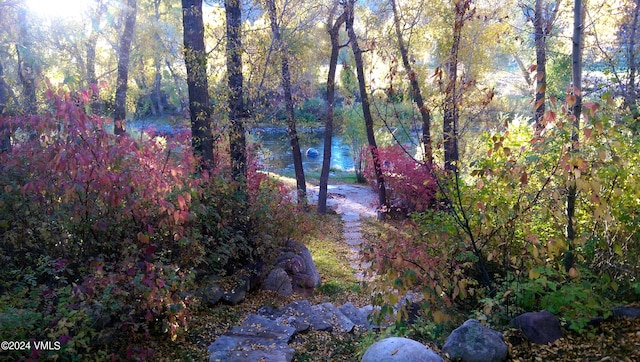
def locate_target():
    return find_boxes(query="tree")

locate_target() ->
[443,0,473,172]
[16,5,37,115]
[226,0,247,183]
[266,0,307,205]
[524,0,560,131]
[390,0,432,164]
[113,0,137,136]
[182,0,214,169]
[345,0,387,213]
[565,0,584,272]
[0,60,10,154]
[621,0,640,120]
[318,1,346,214]
[86,0,106,114]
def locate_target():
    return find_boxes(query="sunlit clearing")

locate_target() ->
[26,0,89,20]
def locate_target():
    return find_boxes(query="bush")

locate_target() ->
[0,85,306,358]
[362,145,437,213]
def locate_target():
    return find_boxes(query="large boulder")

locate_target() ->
[442,319,508,362]
[510,310,563,344]
[362,337,444,362]
[262,267,293,296]
[275,239,321,294]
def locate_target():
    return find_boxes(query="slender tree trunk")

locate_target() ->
[0,60,11,154]
[87,0,106,115]
[345,0,387,214]
[626,0,640,119]
[444,0,469,173]
[17,7,37,115]
[113,0,137,136]
[166,59,188,114]
[533,0,547,132]
[391,0,432,164]
[318,6,346,214]
[153,0,164,116]
[513,53,532,88]
[225,0,247,182]
[266,0,307,205]
[182,0,215,169]
[565,0,584,272]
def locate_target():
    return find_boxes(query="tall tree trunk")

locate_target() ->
[533,0,547,132]
[625,0,640,120]
[225,0,247,182]
[113,0,137,136]
[0,60,10,154]
[153,0,164,116]
[565,0,584,272]
[87,0,106,115]
[444,0,469,173]
[318,5,346,214]
[266,0,307,205]
[17,6,37,115]
[182,0,215,169]
[391,0,432,164]
[345,0,387,214]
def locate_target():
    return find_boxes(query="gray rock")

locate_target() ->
[442,319,508,362]
[208,314,296,362]
[613,306,640,318]
[339,302,371,330]
[510,310,563,344]
[221,288,246,305]
[208,335,294,362]
[262,267,293,296]
[202,283,223,306]
[362,337,444,362]
[314,302,355,333]
[283,239,322,289]
[237,314,297,342]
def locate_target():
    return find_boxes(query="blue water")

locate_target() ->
[251,129,354,173]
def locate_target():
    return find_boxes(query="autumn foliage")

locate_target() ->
[0,87,304,359]
[362,144,437,213]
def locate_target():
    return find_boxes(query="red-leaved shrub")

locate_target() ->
[362,145,437,213]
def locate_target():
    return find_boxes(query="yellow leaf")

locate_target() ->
[433,310,448,323]
[611,281,619,292]
[529,268,541,279]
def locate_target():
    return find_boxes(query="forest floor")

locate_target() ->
[156,177,640,361]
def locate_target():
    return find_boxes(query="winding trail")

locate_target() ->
[307,184,378,281]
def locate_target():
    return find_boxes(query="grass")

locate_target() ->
[271,168,362,185]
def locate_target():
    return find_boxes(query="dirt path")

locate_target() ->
[306,184,378,281]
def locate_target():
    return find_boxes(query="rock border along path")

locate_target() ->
[207,184,379,362]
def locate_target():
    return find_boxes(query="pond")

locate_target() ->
[251,128,354,174]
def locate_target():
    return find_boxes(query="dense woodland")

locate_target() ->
[0,0,640,359]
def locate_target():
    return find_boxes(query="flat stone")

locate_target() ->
[339,302,371,330]
[237,314,297,342]
[310,302,355,333]
[208,335,294,362]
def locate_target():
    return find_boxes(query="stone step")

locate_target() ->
[207,300,375,361]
